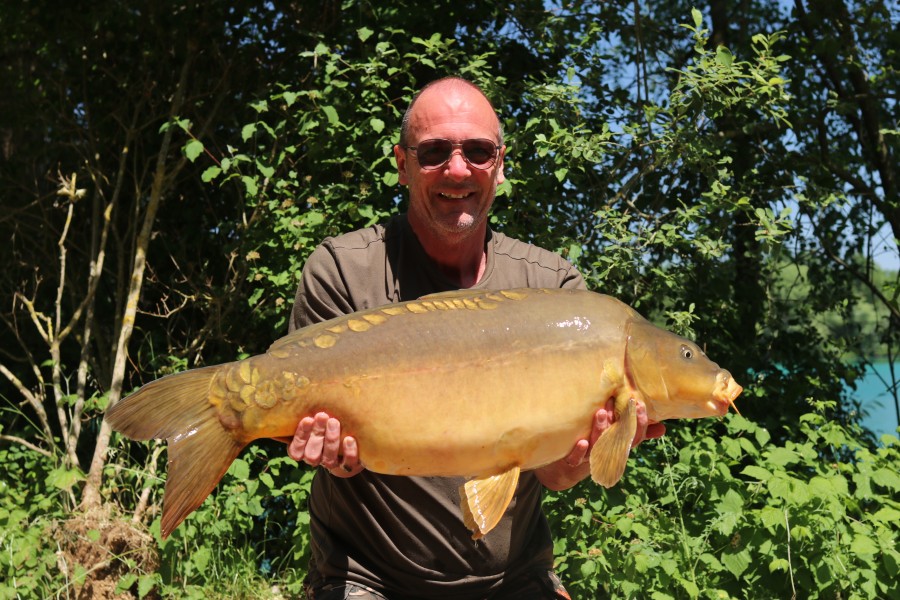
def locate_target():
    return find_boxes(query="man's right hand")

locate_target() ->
[287,412,364,477]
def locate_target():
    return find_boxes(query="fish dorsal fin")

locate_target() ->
[590,397,638,487]
[418,289,483,301]
[459,466,521,539]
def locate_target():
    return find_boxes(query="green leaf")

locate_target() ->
[242,123,257,142]
[201,165,221,183]
[137,574,157,598]
[358,27,374,42]
[721,548,751,578]
[715,46,734,67]
[46,466,85,491]
[383,171,399,186]
[192,546,212,572]
[322,105,339,126]
[871,507,900,523]
[184,139,204,162]
[769,558,790,573]
[116,573,138,594]
[580,559,596,577]
[872,467,900,491]
[256,160,275,180]
[691,8,703,29]
[849,534,878,556]
[759,506,784,530]
[767,474,792,500]
[678,577,700,598]
[765,447,799,467]
[371,117,385,134]
[242,175,258,196]
[741,465,772,481]
[229,458,250,480]
[718,488,744,516]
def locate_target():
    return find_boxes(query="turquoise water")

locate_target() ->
[849,362,900,440]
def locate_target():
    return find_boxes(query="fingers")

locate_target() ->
[333,436,364,478]
[630,400,666,447]
[287,415,317,463]
[563,439,590,468]
[588,398,665,450]
[632,400,649,448]
[589,398,615,445]
[288,412,351,470]
[320,416,342,469]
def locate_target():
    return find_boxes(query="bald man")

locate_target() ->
[286,77,663,599]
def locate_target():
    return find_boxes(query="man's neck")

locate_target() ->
[409,218,488,288]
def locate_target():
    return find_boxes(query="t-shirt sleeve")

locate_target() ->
[289,241,354,331]
[560,263,587,291]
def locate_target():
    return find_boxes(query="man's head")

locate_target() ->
[394,78,506,245]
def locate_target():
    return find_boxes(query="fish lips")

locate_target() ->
[714,371,743,415]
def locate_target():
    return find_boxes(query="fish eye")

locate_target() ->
[681,345,694,360]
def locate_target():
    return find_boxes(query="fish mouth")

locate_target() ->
[714,371,743,416]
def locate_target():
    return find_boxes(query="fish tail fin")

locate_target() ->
[590,397,638,488]
[106,366,246,538]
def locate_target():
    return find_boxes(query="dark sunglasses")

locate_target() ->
[404,138,501,170]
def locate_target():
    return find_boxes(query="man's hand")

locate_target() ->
[286,412,364,477]
[535,398,666,491]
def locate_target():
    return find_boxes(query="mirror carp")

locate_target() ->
[107,288,742,539]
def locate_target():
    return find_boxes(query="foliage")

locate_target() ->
[546,403,900,599]
[151,446,314,599]
[192,31,500,332]
[0,437,62,598]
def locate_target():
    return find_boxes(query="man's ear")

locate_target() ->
[495,145,506,185]
[393,145,408,185]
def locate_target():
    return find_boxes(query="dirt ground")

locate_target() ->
[54,506,159,599]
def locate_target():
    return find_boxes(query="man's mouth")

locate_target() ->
[438,191,474,199]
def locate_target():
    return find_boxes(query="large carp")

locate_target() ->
[107,288,742,539]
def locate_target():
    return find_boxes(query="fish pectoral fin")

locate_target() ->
[590,397,638,488]
[459,466,520,540]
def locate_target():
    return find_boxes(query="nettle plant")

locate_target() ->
[544,404,899,599]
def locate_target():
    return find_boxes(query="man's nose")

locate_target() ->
[444,150,471,180]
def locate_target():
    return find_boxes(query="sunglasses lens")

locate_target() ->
[416,140,453,167]
[461,140,497,166]
[412,139,498,169]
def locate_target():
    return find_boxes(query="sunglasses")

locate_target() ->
[404,138,501,170]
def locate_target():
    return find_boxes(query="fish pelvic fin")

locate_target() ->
[106,365,246,538]
[590,397,638,488]
[459,466,521,539]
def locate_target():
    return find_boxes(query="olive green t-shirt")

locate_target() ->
[290,213,585,598]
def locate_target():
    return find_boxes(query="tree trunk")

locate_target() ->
[80,44,195,511]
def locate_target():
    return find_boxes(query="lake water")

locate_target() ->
[849,362,900,440]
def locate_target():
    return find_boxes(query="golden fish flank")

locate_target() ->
[106,287,742,540]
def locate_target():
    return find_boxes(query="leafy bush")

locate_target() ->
[545,402,900,599]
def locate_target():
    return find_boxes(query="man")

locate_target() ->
[286,77,664,599]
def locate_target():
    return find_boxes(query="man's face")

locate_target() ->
[394,85,506,243]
